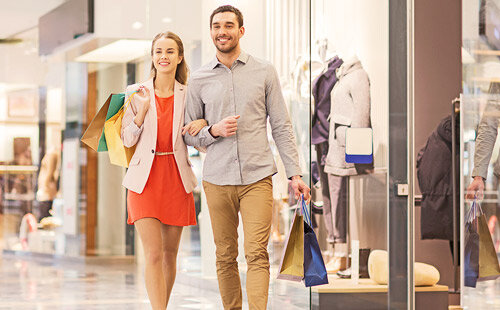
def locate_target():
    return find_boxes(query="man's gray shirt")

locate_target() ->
[183,51,302,186]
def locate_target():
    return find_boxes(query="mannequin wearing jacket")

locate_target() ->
[324,56,373,273]
[325,55,373,176]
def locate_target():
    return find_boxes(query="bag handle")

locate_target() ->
[122,91,138,115]
[299,195,312,227]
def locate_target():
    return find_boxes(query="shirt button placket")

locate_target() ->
[229,69,239,183]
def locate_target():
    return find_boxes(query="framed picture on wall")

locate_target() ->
[7,88,38,118]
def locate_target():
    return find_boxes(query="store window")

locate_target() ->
[462,0,500,308]
[0,0,423,309]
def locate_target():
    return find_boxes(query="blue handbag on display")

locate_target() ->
[301,198,329,287]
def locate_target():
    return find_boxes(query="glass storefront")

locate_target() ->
[462,0,500,308]
[1,0,465,309]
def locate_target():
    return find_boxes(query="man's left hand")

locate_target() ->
[291,175,311,204]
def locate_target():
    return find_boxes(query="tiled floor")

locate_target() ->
[463,278,500,310]
[0,252,308,310]
[0,254,223,310]
[3,252,500,310]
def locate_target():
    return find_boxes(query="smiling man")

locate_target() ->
[183,5,310,310]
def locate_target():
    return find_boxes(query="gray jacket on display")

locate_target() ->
[324,56,373,176]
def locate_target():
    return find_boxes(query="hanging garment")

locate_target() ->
[311,56,343,145]
[417,115,459,240]
[324,56,373,176]
[315,142,333,242]
[327,173,348,243]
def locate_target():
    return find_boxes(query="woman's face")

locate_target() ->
[152,37,183,76]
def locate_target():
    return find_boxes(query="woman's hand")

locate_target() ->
[182,119,208,136]
[133,86,150,127]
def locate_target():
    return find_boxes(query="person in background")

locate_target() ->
[466,82,500,200]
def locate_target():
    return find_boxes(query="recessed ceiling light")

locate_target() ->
[162,17,173,23]
[132,22,143,29]
[74,40,151,63]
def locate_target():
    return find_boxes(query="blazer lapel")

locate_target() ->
[172,80,185,146]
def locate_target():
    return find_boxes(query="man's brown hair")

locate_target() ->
[210,5,244,28]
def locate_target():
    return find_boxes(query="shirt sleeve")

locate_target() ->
[472,101,500,179]
[183,78,218,148]
[265,65,302,178]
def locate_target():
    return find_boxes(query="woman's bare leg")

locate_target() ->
[161,224,183,306]
[135,218,166,310]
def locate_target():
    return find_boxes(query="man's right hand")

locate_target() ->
[210,115,240,137]
[466,176,485,200]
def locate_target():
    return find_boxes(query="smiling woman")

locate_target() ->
[149,31,188,85]
[120,30,208,310]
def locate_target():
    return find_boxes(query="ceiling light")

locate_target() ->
[162,17,173,23]
[132,22,143,29]
[74,39,151,63]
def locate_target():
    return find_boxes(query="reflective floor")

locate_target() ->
[463,278,500,310]
[0,252,307,310]
[0,254,223,310]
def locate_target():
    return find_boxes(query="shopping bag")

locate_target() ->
[80,96,111,151]
[103,92,137,167]
[464,210,480,287]
[277,201,305,282]
[464,199,500,287]
[301,198,329,287]
[477,206,500,281]
[98,94,126,151]
[345,128,373,164]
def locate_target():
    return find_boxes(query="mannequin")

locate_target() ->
[35,148,60,220]
[323,55,374,274]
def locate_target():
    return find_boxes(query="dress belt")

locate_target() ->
[155,151,174,156]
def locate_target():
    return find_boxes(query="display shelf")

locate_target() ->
[3,192,35,201]
[0,165,38,174]
[311,277,449,310]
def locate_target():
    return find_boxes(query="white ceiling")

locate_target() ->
[0,0,66,38]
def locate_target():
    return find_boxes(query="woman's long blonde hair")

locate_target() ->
[150,31,188,85]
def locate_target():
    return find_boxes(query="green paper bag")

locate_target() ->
[97,93,126,151]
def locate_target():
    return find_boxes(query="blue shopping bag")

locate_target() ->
[300,198,329,287]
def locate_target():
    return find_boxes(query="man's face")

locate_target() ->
[210,12,244,54]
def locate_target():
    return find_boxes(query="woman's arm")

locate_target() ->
[121,86,150,147]
[182,119,208,136]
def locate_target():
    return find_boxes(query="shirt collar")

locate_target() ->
[210,50,249,69]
